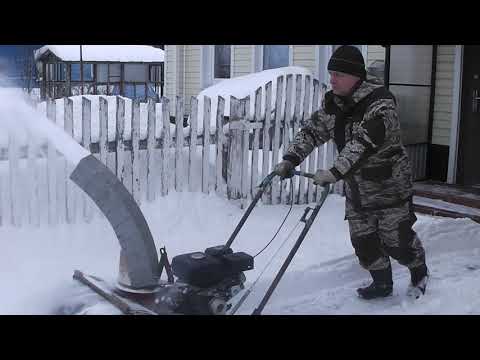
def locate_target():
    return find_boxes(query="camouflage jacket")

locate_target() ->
[283,78,413,215]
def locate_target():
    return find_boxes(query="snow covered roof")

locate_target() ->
[34,45,164,63]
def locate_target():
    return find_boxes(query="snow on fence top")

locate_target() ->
[0,95,180,148]
[195,66,322,134]
[35,95,175,144]
[34,45,164,63]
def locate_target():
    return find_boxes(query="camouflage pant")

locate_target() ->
[347,200,426,271]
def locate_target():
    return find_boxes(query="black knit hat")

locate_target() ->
[328,45,366,79]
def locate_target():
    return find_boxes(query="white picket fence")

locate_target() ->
[0,74,341,227]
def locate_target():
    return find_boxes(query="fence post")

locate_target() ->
[99,96,115,207]
[132,99,141,204]
[308,79,320,203]
[27,131,40,226]
[300,75,311,204]
[215,96,226,195]
[174,97,184,192]
[281,74,294,205]
[146,98,157,202]
[271,76,284,205]
[251,87,262,197]
[293,74,302,205]
[313,82,327,201]
[116,96,129,192]
[188,97,198,192]
[115,96,124,179]
[262,82,273,205]
[161,97,171,196]
[81,96,93,223]
[240,96,250,208]
[99,97,109,167]
[202,96,211,194]
[227,96,242,200]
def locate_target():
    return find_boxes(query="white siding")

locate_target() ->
[367,45,385,66]
[292,45,317,74]
[432,45,456,146]
[232,45,253,78]
[165,45,201,114]
[176,45,184,100]
[164,45,177,101]
[184,45,201,112]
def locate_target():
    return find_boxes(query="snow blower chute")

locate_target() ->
[70,155,330,315]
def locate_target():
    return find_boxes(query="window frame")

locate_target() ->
[262,45,291,71]
[210,45,232,84]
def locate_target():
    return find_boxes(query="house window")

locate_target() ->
[97,64,121,83]
[135,84,146,99]
[124,83,147,101]
[71,63,94,81]
[214,45,231,79]
[263,45,289,70]
[125,64,147,82]
[56,63,66,81]
[149,65,161,82]
[149,64,163,97]
[48,63,66,81]
[108,64,121,82]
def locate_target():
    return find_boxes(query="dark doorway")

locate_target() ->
[458,46,480,186]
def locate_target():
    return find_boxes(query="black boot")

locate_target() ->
[410,263,428,285]
[407,264,429,298]
[357,266,393,300]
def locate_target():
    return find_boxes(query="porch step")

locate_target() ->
[413,196,480,223]
[413,181,480,209]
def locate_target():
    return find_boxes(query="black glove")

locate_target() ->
[273,160,295,179]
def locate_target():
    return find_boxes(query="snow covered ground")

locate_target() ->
[2,73,480,316]
[1,189,480,315]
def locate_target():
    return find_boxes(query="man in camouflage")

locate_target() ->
[274,45,429,300]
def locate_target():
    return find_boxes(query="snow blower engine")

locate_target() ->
[156,245,254,315]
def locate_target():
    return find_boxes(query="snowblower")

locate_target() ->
[70,155,330,315]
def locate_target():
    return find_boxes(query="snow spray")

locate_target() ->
[0,81,89,167]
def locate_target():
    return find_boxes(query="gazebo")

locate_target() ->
[34,45,164,101]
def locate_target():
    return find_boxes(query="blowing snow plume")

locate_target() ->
[0,85,89,166]
[0,81,160,290]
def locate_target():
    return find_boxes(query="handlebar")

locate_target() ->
[292,170,315,179]
[259,170,316,189]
